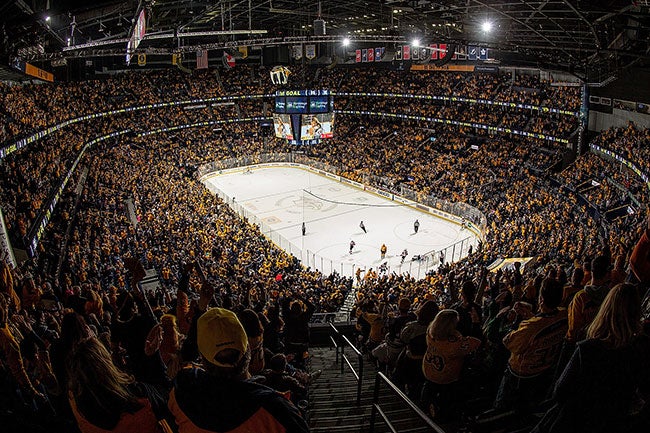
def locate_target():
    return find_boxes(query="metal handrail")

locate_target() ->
[369,372,446,433]
[328,322,340,363]
[329,323,364,405]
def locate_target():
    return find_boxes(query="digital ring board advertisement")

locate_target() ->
[300,113,335,140]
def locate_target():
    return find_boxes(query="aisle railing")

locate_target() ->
[329,323,364,405]
[369,372,446,433]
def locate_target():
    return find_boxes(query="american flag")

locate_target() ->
[196,50,208,69]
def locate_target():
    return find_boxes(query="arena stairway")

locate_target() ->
[338,288,358,318]
[308,346,443,433]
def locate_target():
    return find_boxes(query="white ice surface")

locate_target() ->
[203,166,479,279]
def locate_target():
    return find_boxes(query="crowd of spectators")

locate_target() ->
[590,122,650,175]
[353,213,650,431]
[0,66,581,249]
[0,64,648,433]
[1,66,581,145]
[1,121,338,432]
[556,152,648,214]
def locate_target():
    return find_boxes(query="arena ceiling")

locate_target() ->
[1,0,649,81]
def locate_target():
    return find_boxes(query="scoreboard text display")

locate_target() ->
[274,90,334,144]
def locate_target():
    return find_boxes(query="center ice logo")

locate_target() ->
[276,195,337,213]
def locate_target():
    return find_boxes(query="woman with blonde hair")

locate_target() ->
[68,337,169,433]
[532,283,650,433]
[421,309,480,421]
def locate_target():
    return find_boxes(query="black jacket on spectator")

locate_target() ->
[282,298,314,345]
[452,301,483,340]
[533,336,650,433]
[262,370,306,402]
[388,312,417,340]
[112,312,167,387]
[169,367,308,433]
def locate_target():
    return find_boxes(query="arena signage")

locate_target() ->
[276,90,330,96]
[410,64,476,72]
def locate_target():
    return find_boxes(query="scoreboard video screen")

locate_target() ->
[309,96,330,113]
[285,97,309,114]
[300,113,335,140]
[273,114,294,140]
[274,90,334,144]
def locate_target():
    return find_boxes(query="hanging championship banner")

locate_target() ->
[430,44,438,60]
[468,46,478,60]
[137,53,146,66]
[305,44,316,60]
[293,45,303,59]
[238,46,248,59]
[375,47,384,61]
[438,44,447,59]
[222,52,235,68]
[403,45,411,60]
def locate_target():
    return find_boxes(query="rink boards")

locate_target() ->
[201,164,480,279]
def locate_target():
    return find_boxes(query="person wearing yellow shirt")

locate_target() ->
[421,309,480,421]
[494,278,567,413]
[361,301,388,350]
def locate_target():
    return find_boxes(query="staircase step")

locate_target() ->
[308,345,448,433]
[310,424,366,433]
[310,412,372,428]
[309,405,413,420]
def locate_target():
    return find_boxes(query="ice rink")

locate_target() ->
[202,166,480,279]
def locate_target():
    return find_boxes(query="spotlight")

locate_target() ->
[342,37,350,47]
[481,21,493,32]
[45,16,51,22]
[412,38,420,47]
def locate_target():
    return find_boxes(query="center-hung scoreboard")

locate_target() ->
[273,90,335,145]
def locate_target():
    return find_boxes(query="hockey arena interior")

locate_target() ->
[1,1,650,432]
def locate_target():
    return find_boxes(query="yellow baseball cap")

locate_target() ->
[197,308,248,367]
